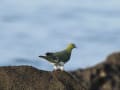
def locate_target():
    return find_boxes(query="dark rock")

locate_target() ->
[0,66,86,90]
[0,52,120,90]
[72,52,120,90]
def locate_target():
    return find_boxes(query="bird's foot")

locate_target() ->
[53,65,64,72]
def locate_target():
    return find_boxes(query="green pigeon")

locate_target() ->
[39,43,76,71]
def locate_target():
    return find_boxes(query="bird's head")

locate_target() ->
[67,43,76,50]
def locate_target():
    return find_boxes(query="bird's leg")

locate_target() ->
[53,65,57,70]
[53,62,64,71]
[59,65,64,71]
[59,62,64,71]
[56,65,64,71]
[53,64,62,71]
[53,64,61,71]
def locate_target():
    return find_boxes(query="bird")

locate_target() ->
[39,43,76,71]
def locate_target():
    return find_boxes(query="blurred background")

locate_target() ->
[0,0,120,71]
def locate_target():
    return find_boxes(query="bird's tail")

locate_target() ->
[39,56,48,59]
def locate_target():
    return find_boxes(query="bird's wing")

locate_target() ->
[39,53,59,63]
[51,50,70,62]
[46,52,53,56]
[39,49,71,63]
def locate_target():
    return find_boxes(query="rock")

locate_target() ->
[0,66,86,90]
[0,52,120,90]
[72,52,120,90]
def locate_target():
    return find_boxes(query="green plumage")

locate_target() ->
[39,43,76,70]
